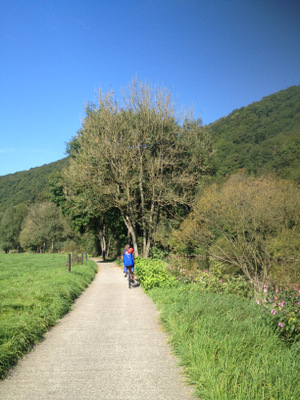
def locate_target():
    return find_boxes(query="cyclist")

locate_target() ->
[122,245,134,282]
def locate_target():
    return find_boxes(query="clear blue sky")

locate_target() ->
[1,0,299,176]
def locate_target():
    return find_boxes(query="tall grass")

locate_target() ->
[0,253,97,379]
[149,286,300,400]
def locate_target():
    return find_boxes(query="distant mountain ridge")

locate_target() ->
[0,85,299,215]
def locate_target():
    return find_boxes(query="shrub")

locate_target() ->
[166,254,206,284]
[167,255,253,298]
[149,246,168,260]
[257,284,300,343]
[62,240,83,254]
[135,258,177,291]
[0,242,12,254]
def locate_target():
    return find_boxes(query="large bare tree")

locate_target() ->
[63,80,212,257]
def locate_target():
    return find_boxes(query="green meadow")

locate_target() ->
[149,286,300,400]
[0,253,97,379]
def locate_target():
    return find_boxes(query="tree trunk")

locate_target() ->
[107,236,111,257]
[99,231,106,253]
[143,237,151,258]
[123,215,139,257]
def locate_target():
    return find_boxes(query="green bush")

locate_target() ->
[135,257,177,291]
[167,255,253,298]
[149,246,169,260]
[257,284,300,343]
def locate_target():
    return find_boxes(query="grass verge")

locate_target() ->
[148,285,300,400]
[0,253,97,379]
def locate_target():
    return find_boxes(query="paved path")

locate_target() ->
[0,260,193,400]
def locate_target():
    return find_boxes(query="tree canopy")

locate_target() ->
[63,80,213,257]
[20,202,67,252]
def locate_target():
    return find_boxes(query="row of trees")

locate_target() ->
[0,199,127,256]
[1,80,299,290]
[0,200,107,254]
[0,202,68,253]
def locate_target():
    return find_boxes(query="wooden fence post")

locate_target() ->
[68,254,71,272]
[81,253,83,264]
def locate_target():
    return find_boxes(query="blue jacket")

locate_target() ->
[123,252,134,267]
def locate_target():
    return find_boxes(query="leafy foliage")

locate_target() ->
[63,80,212,257]
[172,174,300,290]
[169,258,253,298]
[20,202,67,252]
[135,257,177,291]
[0,158,69,215]
[207,85,300,181]
[0,203,28,252]
[257,285,300,344]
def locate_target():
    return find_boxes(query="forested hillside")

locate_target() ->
[0,158,69,215]
[0,85,298,217]
[208,85,300,181]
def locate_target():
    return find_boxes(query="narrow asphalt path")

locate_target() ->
[0,260,193,400]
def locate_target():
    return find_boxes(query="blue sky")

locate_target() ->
[1,0,299,176]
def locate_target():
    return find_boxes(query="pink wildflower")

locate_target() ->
[264,288,267,293]
[271,309,277,315]
[256,300,260,305]
[280,301,285,307]
[276,289,279,293]
[278,322,284,328]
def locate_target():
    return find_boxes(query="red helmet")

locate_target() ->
[128,248,134,254]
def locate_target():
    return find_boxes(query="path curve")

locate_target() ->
[0,260,193,399]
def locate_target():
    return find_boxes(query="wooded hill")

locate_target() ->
[0,85,299,217]
[0,158,69,215]
[206,85,300,181]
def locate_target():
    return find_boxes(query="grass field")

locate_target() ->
[149,286,300,400]
[0,253,97,379]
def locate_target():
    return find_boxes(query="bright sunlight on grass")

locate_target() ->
[0,253,97,379]
[149,286,300,400]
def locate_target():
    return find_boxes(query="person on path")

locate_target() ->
[122,244,134,281]
[102,250,106,262]
[122,244,129,276]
